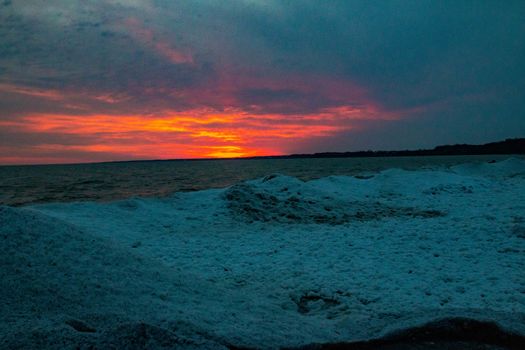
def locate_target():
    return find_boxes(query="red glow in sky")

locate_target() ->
[0,14,392,165]
[0,12,395,165]
[0,101,387,164]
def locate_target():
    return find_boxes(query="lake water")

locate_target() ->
[0,154,518,206]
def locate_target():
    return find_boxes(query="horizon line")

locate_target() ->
[1,137,523,167]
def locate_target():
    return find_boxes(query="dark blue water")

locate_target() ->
[0,155,515,206]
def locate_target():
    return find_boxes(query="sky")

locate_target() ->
[0,0,524,164]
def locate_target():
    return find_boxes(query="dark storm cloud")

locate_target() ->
[213,1,525,109]
[3,0,524,112]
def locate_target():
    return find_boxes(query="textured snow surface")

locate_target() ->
[1,158,525,349]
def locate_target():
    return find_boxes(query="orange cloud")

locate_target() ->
[0,101,386,164]
[0,69,403,164]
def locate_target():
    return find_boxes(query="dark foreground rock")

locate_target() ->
[288,318,525,350]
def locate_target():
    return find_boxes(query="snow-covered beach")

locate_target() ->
[1,158,525,349]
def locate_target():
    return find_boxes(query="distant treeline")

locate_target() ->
[252,138,525,159]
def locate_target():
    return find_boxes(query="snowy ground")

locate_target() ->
[1,158,525,349]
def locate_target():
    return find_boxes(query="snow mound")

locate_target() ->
[0,206,230,349]
[0,205,165,315]
[97,323,228,350]
[224,174,443,224]
[451,157,525,178]
[422,183,475,195]
[2,322,227,350]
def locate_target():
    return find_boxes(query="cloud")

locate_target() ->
[0,1,524,163]
[122,17,194,65]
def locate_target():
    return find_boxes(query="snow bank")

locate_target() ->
[451,157,525,178]
[224,174,443,225]
[1,158,525,348]
[0,206,231,349]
